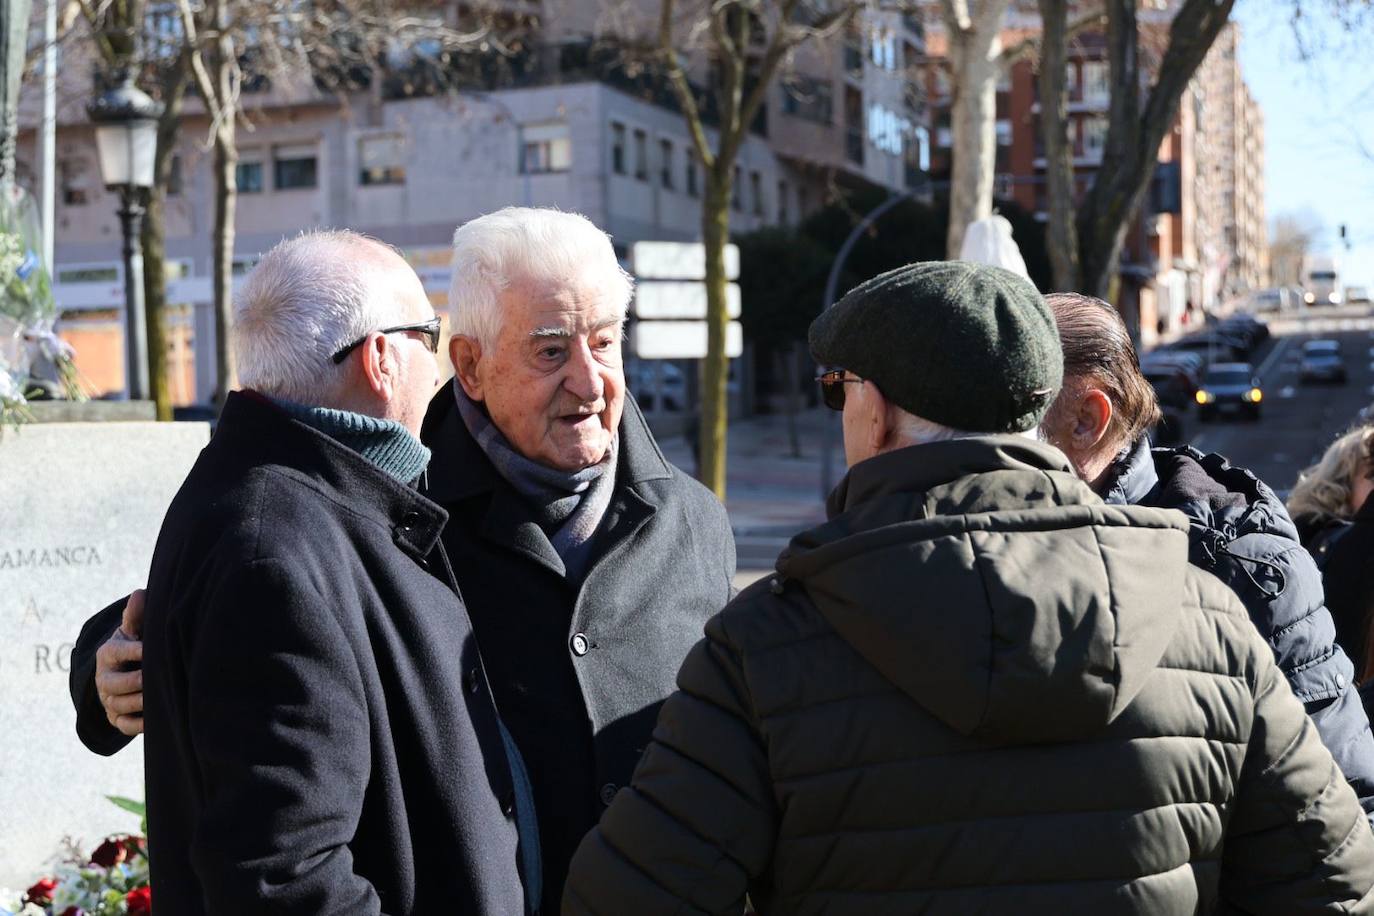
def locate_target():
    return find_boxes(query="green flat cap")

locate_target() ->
[809,261,1062,433]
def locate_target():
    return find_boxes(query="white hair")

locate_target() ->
[448,207,634,348]
[234,229,411,403]
[890,409,1040,446]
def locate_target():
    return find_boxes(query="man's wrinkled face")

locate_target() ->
[463,273,625,471]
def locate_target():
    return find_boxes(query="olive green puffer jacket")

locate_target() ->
[564,437,1374,915]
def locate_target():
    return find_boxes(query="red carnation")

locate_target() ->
[23,877,57,905]
[91,836,129,868]
[125,885,152,915]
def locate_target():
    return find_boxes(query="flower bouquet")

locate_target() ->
[1,800,150,916]
[0,185,83,425]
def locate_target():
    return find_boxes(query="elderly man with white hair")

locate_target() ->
[70,208,736,913]
[126,230,531,914]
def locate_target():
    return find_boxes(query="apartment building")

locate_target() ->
[14,4,929,403]
[922,10,1266,345]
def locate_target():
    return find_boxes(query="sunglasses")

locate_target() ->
[816,369,864,411]
[332,317,443,364]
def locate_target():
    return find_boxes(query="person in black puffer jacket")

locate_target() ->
[1042,293,1374,820]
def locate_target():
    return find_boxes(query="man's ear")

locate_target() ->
[360,332,397,401]
[450,335,484,401]
[1073,387,1114,451]
[865,382,893,455]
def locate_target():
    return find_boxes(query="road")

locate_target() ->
[1179,305,1374,495]
[722,305,1374,587]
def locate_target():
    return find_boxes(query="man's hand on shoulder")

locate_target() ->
[96,589,146,737]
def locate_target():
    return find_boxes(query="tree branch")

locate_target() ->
[658,0,716,168]
[1001,4,1104,65]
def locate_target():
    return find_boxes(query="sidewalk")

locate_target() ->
[656,407,835,573]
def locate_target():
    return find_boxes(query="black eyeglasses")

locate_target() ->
[816,369,864,411]
[331,317,443,364]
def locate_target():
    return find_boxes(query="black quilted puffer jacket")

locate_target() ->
[563,437,1374,915]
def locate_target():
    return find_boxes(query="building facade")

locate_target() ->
[15,7,930,403]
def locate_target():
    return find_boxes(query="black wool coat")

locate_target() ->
[139,392,525,915]
[419,384,735,913]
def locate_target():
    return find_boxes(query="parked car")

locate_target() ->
[1248,287,1298,313]
[1300,339,1348,384]
[1165,333,1245,365]
[1218,313,1270,348]
[1346,286,1371,305]
[1144,368,1197,410]
[1195,362,1263,422]
[625,360,687,412]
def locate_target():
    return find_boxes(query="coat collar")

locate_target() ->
[826,434,1079,519]
[213,391,448,561]
[1101,436,1159,507]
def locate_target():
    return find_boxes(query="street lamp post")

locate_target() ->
[88,73,163,401]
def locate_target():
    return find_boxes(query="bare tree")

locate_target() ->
[1269,210,1325,289]
[936,0,1013,259]
[1039,0,1236,299]
[651,0,861,497]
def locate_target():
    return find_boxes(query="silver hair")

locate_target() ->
[448,207,634,349]
[890,410,1041,445]
[234,229,410,403]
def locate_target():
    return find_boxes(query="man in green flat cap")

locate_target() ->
[562,261,1374,915]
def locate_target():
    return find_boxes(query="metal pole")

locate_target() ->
[40,0,56,270]
[0,0,34,192]
[119,188,149,400]
[818,186,927,498]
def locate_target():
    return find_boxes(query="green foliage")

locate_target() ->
[106,796,148,836]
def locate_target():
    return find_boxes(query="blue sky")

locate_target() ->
[1234,1,1374,290]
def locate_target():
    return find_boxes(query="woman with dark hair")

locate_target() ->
[1290,425,1374,682]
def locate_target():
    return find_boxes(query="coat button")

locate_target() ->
[399,510,422,532]
[466,668,481,694]
[599,783,619,806]
[570,633,589,656]
[1337,672,1347,689]
[501,790,516,818]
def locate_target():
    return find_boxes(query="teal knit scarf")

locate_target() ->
[269,396,431,484]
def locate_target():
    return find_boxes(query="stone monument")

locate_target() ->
[0,419,208,886]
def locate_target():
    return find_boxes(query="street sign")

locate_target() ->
[630,320,744,360]
[631,241,740,281]
[633,282,741,320]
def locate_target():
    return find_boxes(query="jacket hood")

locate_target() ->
[778,437,1193,744]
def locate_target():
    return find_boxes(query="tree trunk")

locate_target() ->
[698,166,732,499]
[944,4,1010,260]
[1075,0,1237,300]
[211,129,237,407]
[1037,0,1081,291]
[141,67,188,421]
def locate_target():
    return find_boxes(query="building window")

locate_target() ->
[996,119,1013,147]
[731,165,742,211]
[521,122,571,174]
[611,122,626,175]
[1082,60,1109,105]
[273,144,318,190]
[232,256,261,277]
[750,170,764,216]
[777,179,789,224]
[359,134,406,185]
[1083,117,1108,159]
[633,128,648,181]
[167,154,184,195]
[659,138,674,189]
[781,76,833,125]
[59,157,91,205]
[236,159,264,193]
[686,154,699,198]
